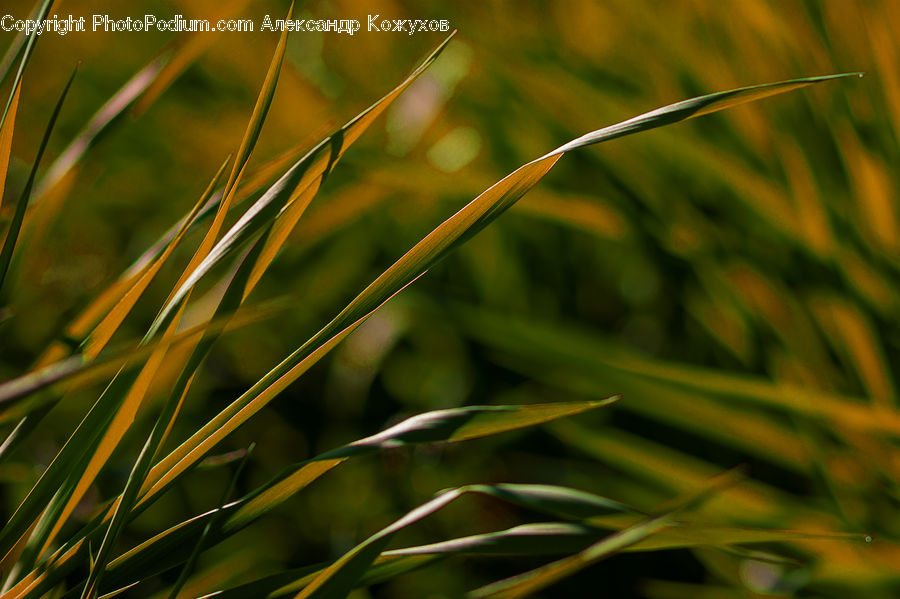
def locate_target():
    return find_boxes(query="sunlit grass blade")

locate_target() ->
[0,78,20,215]
[0,64,76,295]
[147,31,457,339]
[136,71,858,523]
[153,2,294,333]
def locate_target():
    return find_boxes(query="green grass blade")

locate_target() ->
[180,555,438,599]
[383,522,862,560]
[139,72,856,514]
[294,478,641,599]
[0,0,53,133]
[469,472,741,598]
[147,31,456,340]
[86,400,615,595]
[147,1,295,344]
[0,298,285,411]
[461,310,900,436]
[544,73,861,157]
[166,444,255,599]
[386,523,606,558]
[0,64,76,295]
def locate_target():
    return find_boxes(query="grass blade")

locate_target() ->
[197,556,438,599]
[461,310,900,436]
[0,64,76,295]
[0,78,20,215]
[0,297,285,411]
[31,54,168,203]
[294,478,641,599]
[147,31,457,339]
[79,400,616,596]
[469,471,741,598]
[83,156,231,358]
[0,0,53,133]
[149,1,295,341]
[166,444,255,599]
[139,72,857,516]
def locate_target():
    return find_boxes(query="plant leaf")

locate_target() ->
[0,64,76,295]
[68,400,616,597]
[0,78,20,215]
[468,471,741,598]
[139,72,859,518]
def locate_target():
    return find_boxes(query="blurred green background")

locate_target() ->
[2,0,900,597]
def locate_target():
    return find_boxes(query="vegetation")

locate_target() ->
[0,1,894,597]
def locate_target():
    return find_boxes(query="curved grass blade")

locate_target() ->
[469,471,742,599]
[140,72,857,514]
[83,156,230,358]
[32,400,616,598]
[0,64,76,295]
[547,73,861,157]
[293,480,635,599]
[386,522,864,559]
[146,31,457,339]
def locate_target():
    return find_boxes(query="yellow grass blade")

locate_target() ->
[0,80,20,215]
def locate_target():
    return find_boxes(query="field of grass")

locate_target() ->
[1,1,898,597]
